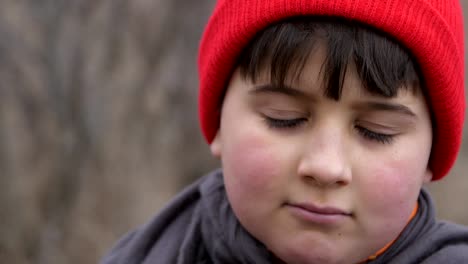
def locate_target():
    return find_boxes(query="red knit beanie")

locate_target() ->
[198,0,465,181]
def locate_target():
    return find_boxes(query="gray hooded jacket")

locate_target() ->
[101,170,468,264]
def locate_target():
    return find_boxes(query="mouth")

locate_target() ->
[285,202,352,225]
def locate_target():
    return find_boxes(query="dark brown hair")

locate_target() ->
[238,17,422,99]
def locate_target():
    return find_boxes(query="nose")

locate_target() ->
[297,123,352,187]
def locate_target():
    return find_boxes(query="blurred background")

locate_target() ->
[0,0,466,263]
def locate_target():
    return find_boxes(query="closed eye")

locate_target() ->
[355,125,394,144]
[264,116,307,129]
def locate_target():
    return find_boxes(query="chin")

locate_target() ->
[272,243,347,264]
[277,253,341,264]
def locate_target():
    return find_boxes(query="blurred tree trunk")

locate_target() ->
[0,0,216,263]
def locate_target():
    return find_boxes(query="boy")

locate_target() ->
[102,0,468,263]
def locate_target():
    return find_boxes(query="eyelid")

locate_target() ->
[263,108,309,118]
[356,120,402,134]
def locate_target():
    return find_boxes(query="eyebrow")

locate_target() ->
[355,101,417,117]
[249,84,313,100]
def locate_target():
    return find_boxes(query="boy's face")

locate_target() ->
[210,44,433,264]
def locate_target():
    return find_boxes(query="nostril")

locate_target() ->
[336,179,349,187]
[299,161,352,187]
[303,175,349,188]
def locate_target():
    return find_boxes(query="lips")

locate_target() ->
[286,202,351,225]
[292,203,350,215]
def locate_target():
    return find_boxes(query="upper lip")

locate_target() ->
[288,202,351,216]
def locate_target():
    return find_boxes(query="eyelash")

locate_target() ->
[264,116,394,144]
[355,126,394,144]
[264,116,307,129]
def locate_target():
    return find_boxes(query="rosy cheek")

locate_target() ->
[223,133,281,192]
[362,159,419,218]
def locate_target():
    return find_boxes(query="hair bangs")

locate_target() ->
[238,18,421,100]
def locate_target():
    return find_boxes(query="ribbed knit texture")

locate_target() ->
[198,0,465,180]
